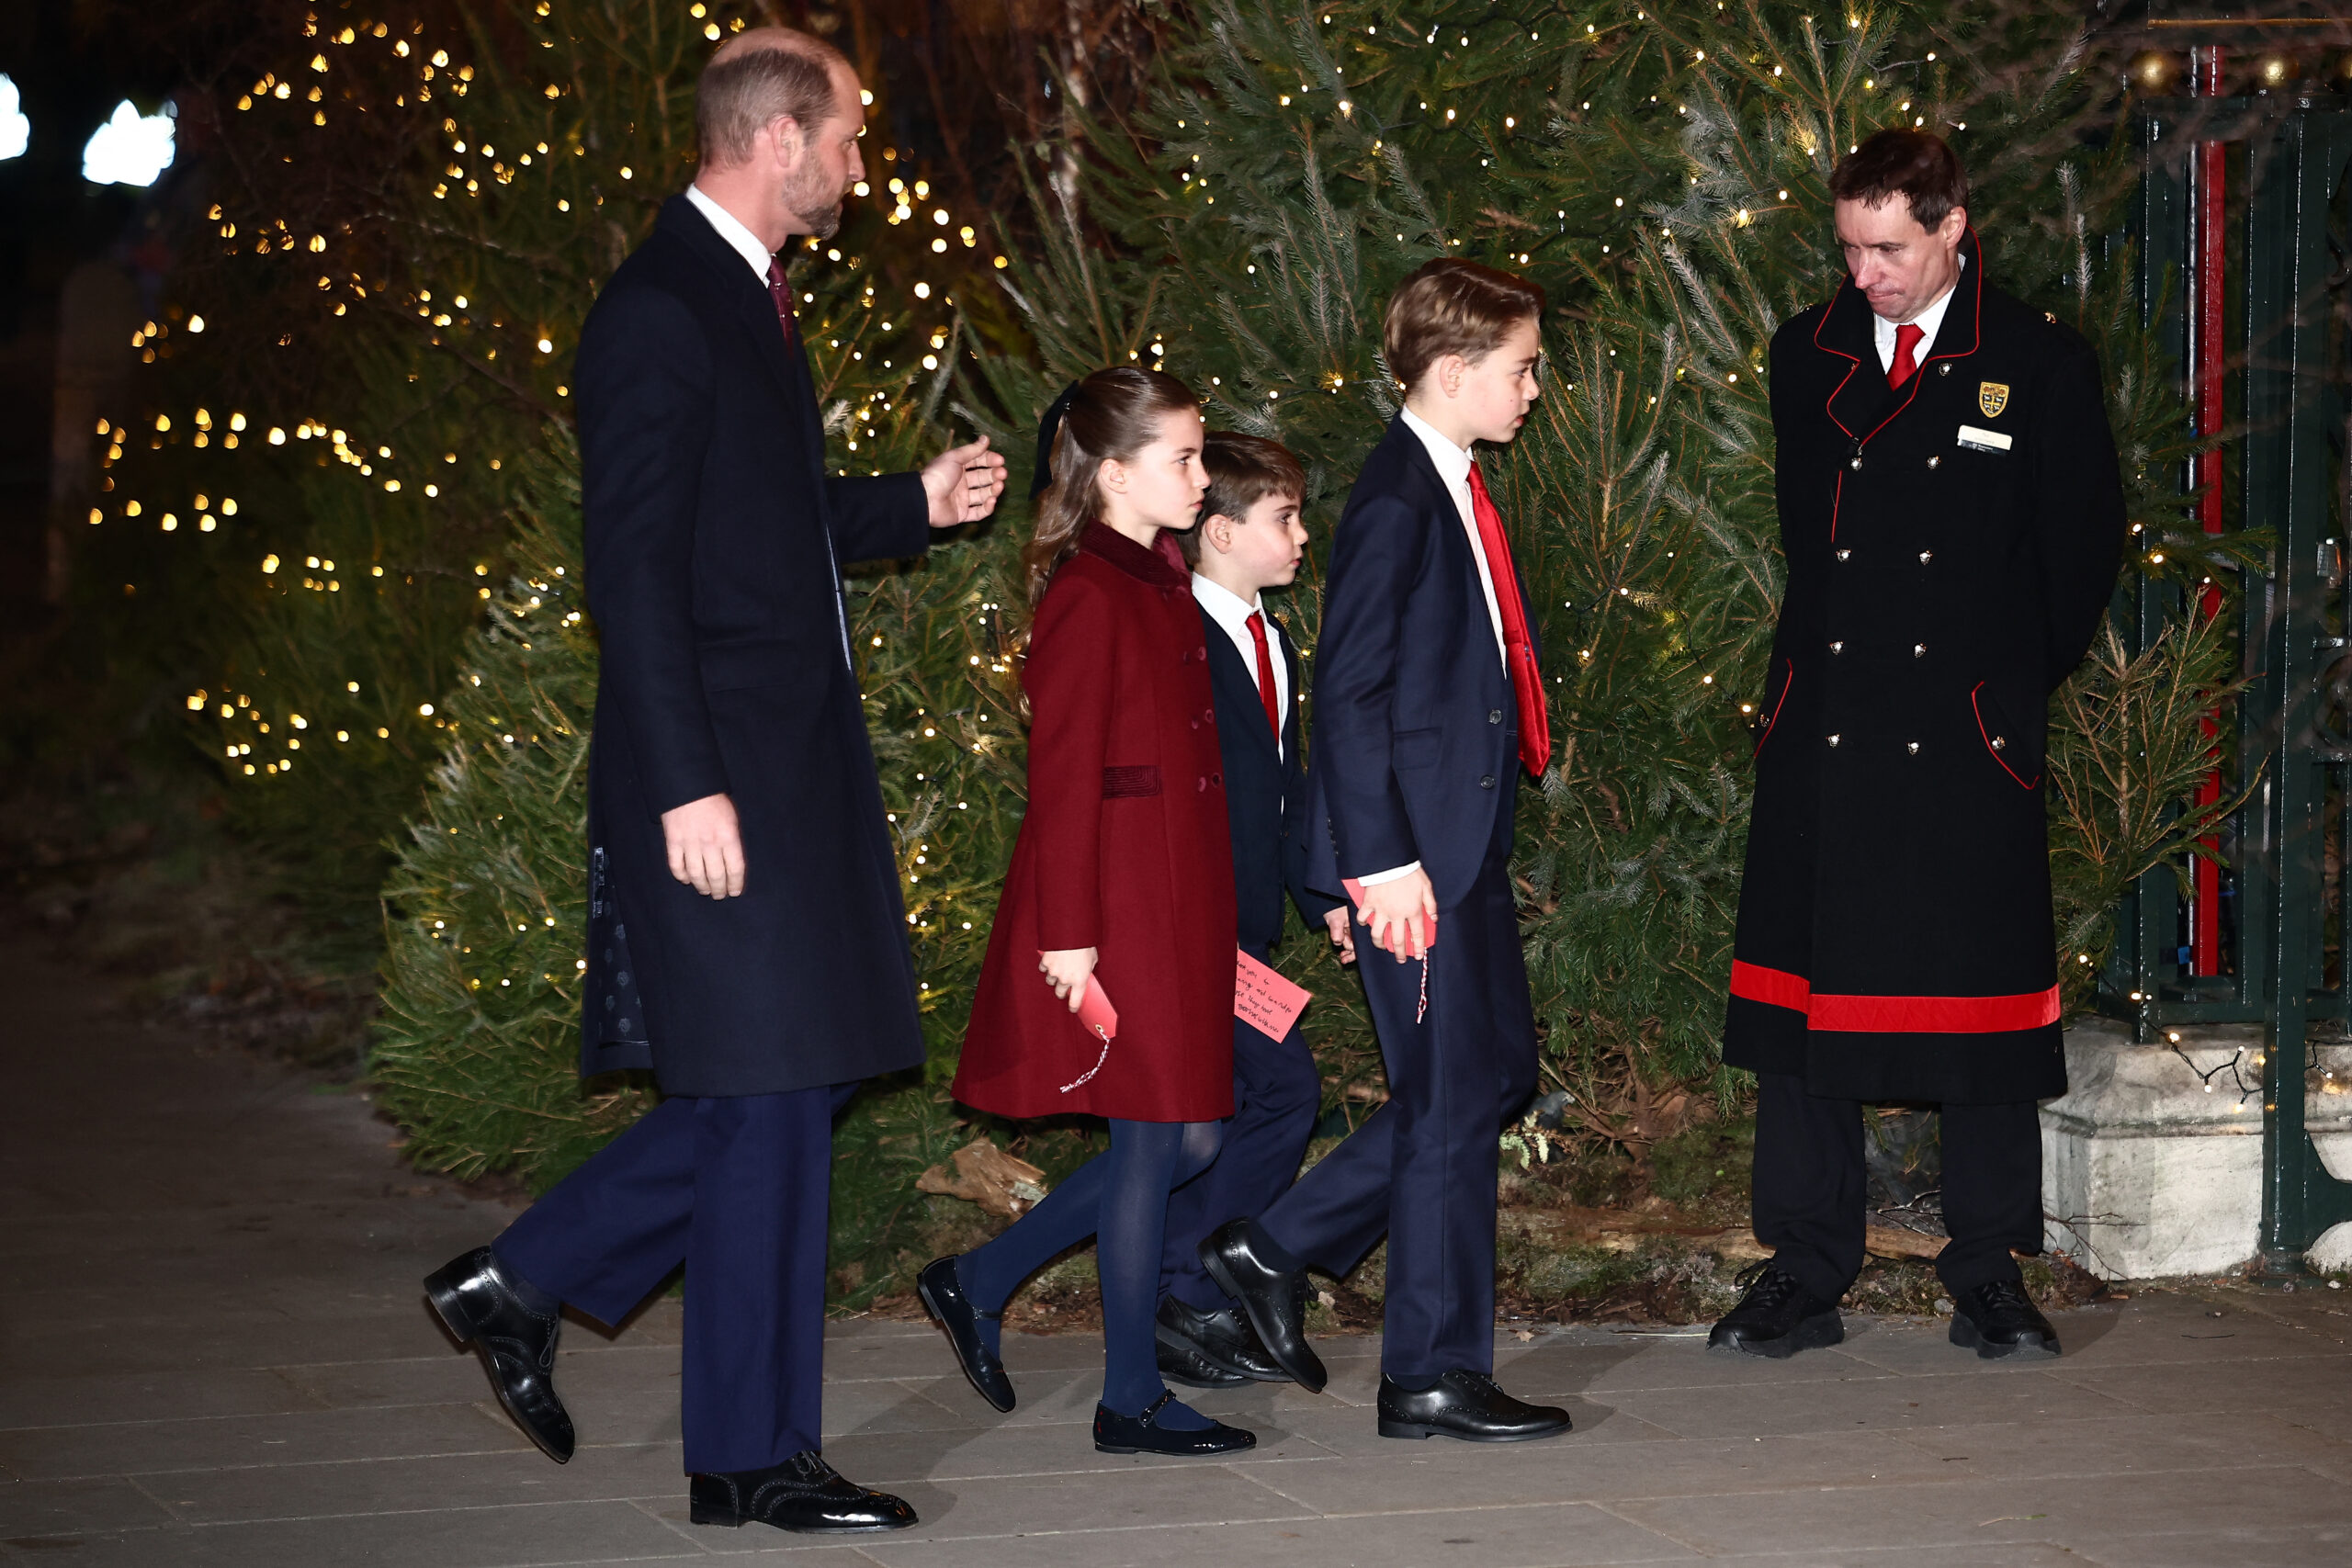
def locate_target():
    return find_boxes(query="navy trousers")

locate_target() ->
[1751,1071,2041,1303]
[1256,803,1537,1379]
[1161,942,1324,1313]
[492,1083,854,1474]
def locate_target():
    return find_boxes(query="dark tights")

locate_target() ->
[956,1118,1223,1426]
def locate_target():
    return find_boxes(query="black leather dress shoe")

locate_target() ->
[1950,1278,2061,1359]
[1157,1294,1287,1382]
[1196,1221,1326,1393]
[1707,1261,1844,1359]
[689,1450,917,1533]
[917,1256,1013,1412]
[424,1247,574,1462]
[1376,1370,1573,1442]
[1158,1336,1249,1389]
[1093,1391,1257,1456]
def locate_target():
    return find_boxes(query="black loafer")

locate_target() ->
[1950,1278,2061,1359]
[689,1450,916,1533]
[1377,1370,1573,1442]
[1708,1261,1844,1359]
[1197,1220,1326,1393]
[917,1256,1013,1412]
[1093,1391,1257,1456]
[1159,1336,1249,1389]
[424,1247,574,1462]
[1157,1294,1287,1382]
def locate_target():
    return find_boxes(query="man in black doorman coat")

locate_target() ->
[423,28,1004,1538]
[1715,130,2124,1364]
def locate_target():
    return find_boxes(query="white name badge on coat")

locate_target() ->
[1957,424,2013,452]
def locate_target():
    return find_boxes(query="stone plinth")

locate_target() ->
[2041,1021,2352,1279]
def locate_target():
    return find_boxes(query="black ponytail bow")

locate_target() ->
[1031,381,1082,501]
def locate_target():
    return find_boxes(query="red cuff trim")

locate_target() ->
[1729,960,2060,1033]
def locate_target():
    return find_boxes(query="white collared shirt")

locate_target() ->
[1871,253,1965,374]
[1192,574,1288,761]
[1398,404,1508,666]
[684,183,775,282]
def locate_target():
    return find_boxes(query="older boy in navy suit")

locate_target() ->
[1200,260,1572,1443]
[1153,434,1352,1388]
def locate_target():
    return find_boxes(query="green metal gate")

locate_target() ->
[2116,91,2352,1273]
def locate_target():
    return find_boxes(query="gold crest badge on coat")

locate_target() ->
[1978,381,2009,418]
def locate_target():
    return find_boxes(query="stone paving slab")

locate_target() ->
[5,935,2352,1567]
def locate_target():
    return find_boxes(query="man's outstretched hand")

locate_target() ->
[922,434,1008,526]
[662,793,745,899]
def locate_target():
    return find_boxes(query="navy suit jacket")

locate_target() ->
[1305,415,1537,910]
[1199,603,1342,951]
[575,194,931,1097]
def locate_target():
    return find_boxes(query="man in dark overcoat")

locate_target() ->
[1713,130,2124,1362]
[422,28,1004,1535]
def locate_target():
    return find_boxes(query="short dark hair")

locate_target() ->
[1176,432,1305,565]
[1830,130,1969,231]
[1384,258,1546,392]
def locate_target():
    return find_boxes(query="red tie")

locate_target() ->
[1464,463,1551,777]
[1246,610,1280,741]
[765,257,799,351]
[1887,321,1923,388]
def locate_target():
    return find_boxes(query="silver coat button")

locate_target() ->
[1927,454,1941,468]
[1830,640,1843,653]
[1836,548,1851,561]
[1849,456,1863,470]
[1938,362,1952,377]
[1914,643,1926,657]
[1918,550,1934,563]
[1906,742,1920,754]
[1991,736,2007,750]
[1826,734,1841,748]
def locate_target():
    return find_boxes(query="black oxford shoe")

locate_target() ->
[1093,1391,1257,1456]
[917,1256,1014,1412]
[1159,1335,1249,1389]
[1950,1278,2061,1359]
[1196,1220,1326,1393]
[1708,1261,1844,1359]
[1376,1370,1573,1443]
[1158,1293,1287,1382]
[424,1247,574,1462]
[689,1450,917,1533]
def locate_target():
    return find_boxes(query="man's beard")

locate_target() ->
[794,198,843,240]
[783,160,843,240]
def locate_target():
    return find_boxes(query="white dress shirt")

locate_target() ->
[1357,408,1515,889]
[1192,575,1289,761]
[1871,253,1964,374]
[684,183,775,281]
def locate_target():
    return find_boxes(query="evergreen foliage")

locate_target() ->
[968,0,2256,1165]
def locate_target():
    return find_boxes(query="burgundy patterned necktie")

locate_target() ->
[764,256,798,351]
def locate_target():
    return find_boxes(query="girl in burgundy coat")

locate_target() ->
[918,368,1250,1458]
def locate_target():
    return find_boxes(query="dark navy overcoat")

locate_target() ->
[574,195,931,1098]
[1724,230,2125,1103]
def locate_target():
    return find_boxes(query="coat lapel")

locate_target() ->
[1818,226,1987,448]
[1201,607,1281,763]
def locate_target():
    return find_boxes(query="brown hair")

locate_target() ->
[1176,433,1304,566]
[1383,258,1546,392]
[695,28,850,168]
[1022,367,1199,604]
[1829,130,1969,231]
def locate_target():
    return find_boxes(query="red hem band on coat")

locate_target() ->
[1727,959,2060,1033]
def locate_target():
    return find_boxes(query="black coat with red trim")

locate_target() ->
[1723,230,2125,1104]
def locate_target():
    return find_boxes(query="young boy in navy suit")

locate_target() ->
[1153,434,1352,1389]
[1199,260,1573,1443]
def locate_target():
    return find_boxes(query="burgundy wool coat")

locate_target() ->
[954,523,1239,1122]
[1723,229,2126,1104]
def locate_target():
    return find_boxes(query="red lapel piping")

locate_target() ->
[1814,226,1985,449]
[1972,682,2041,789]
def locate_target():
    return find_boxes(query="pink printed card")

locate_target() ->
[1235,948,1313,1041]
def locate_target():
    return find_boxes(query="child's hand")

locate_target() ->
[1323,907,1357,965]
[1358,871,1437,962]
[1037,947,1099,1012]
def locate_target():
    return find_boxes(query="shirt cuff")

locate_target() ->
[1354,861,1422,886]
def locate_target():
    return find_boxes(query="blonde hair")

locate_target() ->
[695,28,850,168]
[1022,367,1199,605]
